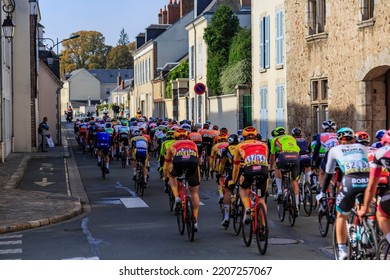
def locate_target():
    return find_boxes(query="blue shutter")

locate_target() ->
[265,15,270,69]
[276,10,284,65]
[260,18,264,69]
[260,87,268,138]
[276,85,284,127]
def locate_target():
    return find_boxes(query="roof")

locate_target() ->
[203,0,248,15]
[86,69,134,84]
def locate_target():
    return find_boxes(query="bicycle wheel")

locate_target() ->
[233,196,243,235]
[242,210,253,247]
[176,204,185,235]
[255,203,268,255]
[168,188,174,212]
[277,194,286,222]
[318,205,330,237]
[303,182,313,216]
[186,197,195,242]
[204,158,210,181]
[360,218,378,259]
[377,238,390,260]
[101,158,106,179]
[121,153,126,168]
[287,189,296,227]
[139,175,145,197]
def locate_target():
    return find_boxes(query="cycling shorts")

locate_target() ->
[170,156,200,187]
[299,154,311,168]
[378,188,390,218]
[336,173,368,215]
[133,148,148,165]
[240,165,269,197]
[97,142,110,155]
[276,152,300,180]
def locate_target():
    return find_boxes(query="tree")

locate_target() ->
[220,28,252,94]
[60,30,110,74]
[118,28,130,46]
[204,5,240,96]
[106,45,133,69]
[166,60,189,98]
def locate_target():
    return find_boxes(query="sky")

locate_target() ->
[39,0,170,49]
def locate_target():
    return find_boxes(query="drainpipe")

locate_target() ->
[192,22,198,123]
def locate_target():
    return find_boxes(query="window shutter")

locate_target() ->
[260,87,268,138]
[276,85,284,127]
[265,15,270,68]
[260,18,264,69]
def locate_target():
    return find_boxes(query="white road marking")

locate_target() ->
[0,235,22,239]
[0,249,22,254]
[120,197,149,208]
[34,177,55,187]
[0,240,22,245]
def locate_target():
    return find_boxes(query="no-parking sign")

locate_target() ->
[194,83,206,95]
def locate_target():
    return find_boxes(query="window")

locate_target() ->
[197,41,203,78]
[276,84,284,127]
[189,45,195,79]
[311,78,328,132]
[308,0,326,35]
[260,87,268,138]
[361,0,374,21]
[276,10,284,66]
[260,15,270,70]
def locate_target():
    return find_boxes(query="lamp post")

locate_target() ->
[1,0,15,41]
[39,34,80,66]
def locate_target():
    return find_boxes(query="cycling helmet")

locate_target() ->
[256,133,262,141]
[336,127,354,141]
[228,134,239,145]
[133,130,141,136]
[105,122,112,128]
[174,128,188,139]
[166,130,175,139]
[354,131,370,145]
[242,126,258,138]
[205,120,211,125]
[89,121,95,126]
[375,129,386,140]
[139,117,145,122]
[180,123,191,132]
[271,130,276,138]
[274,126,285,136]
[291,127,302,137]
[322,119,336,131]
[220,127,228,136]
[203,123,210,129]
[381,130,390,146]
[237,129,243,136]
[121,119,128,126]
[212,125,219,130]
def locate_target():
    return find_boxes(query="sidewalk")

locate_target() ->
[0,131,87,234]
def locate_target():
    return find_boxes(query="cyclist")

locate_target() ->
[358,129,390,248]
[219,134,239,228]
[213,127,229,145]
[210,134,229,203]
[130,130,149,186]
[96,127,111,174]
[117,119,131,165]
[228,127,269,224]
[371,129,386,148]
[104,122,115,159]
[163,128,200,231]
[292,127,312,186]
[318,127,370,260]
[159,130,175,183]
[312,120,339,194]
[269,126,301,217]
[199,123,214,172]
[87,120,99,152]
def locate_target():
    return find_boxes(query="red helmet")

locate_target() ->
[381,130,390,146]
[354,131,370,145]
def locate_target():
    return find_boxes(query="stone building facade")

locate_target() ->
[285,0,390,139]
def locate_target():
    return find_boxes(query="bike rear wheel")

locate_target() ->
[318,207,330,237]
[255,203,268,255]
[101,158,106,179]
[232,196,243,235]
[377,238,390,260]
[176,205,185,235]
[121,153,126,168]
[287,189,296,227]
[242,210,253,247]
[302,182,313,216]
[186,197,195,242]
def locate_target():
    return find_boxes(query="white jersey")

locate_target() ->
[325,143,370,175]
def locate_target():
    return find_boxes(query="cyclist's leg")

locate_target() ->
[103,147,110,173]
[188,164,201,224]
[97,149,102,166]
[377,192,390,244]
[131,148,137,179]
[222,173,233,224]
[169,163,181,205]
[143,153,149,184]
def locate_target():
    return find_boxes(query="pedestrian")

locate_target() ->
[38,117,49,152]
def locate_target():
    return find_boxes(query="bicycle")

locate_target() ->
[298,166,313,216]
[134,160,146,196]
[118,144,127,168]
[200,148,210,181]
[276,164,297,227]
[241,176,269,255]
[269,170,278,200]
[175,169,196,241]
[318,170,339,237]
[332,195,378,260]
[100,151,106,179]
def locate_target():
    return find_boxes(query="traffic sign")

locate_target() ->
[194,83,206,95]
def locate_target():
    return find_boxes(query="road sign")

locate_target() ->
[194,83,206,95]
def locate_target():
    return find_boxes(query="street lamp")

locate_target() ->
[1,0,15,41]
[39,34,80,66]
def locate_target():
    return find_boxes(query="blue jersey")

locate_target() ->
[96,132,110,148]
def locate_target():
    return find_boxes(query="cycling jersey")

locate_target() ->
[369,145,390,217]
[164,140,200,187]
[131,135,149,165]
[210,142,229,171]
[325,143,369,214]
[232,140,269,193]
[270,134,300,154]
[96,132,111,154]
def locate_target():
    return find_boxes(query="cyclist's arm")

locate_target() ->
[320,148,337,193]
[163,147,173,180]
[311,136,321,165]
[209,145,217,170]
[231,148,242,184]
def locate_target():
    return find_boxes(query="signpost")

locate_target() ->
[194,83,206,95]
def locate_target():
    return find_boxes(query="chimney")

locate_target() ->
[180,0,194,17]
[162,6,168,24]
[121,80,125,90]
[167,0,180,24]
[117,74,122,86]
[158,8,163,24]
[240,0,251,9]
